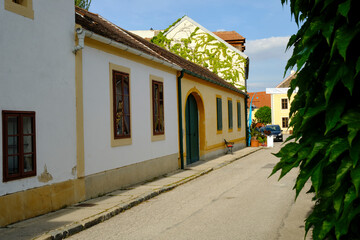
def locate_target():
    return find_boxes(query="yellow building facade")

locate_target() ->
[266,88,296,134]
[180,73,247,164]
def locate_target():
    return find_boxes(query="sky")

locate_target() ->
[89,0,299,92]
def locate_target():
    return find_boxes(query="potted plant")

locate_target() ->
[250,122,260,147]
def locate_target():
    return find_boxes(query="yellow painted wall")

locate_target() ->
[181,73,246,163]
[272,93,295,133]
[0,179,85,227]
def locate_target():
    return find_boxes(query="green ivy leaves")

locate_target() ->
[272,0,360,239]
[151,19,247,89]
[74,0,91,10]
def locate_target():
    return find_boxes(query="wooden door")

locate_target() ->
[185,94,199,165]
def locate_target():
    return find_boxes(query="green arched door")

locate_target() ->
[185,94,199,165]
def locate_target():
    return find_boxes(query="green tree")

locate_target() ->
[254,106,271,124]
[271,0,360,239]
[75,0,91,10]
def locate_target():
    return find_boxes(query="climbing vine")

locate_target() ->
[271,0,360,239]
[152,18,247,90]
[74,0,91,10]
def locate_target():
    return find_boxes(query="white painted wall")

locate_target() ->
[0,0,76,195]
[82,46,179,176]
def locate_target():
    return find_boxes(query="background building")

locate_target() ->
[266,71,297,133]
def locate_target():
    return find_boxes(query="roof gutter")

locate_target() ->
[73,27,182,71]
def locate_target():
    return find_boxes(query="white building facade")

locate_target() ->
[0,0,79,226]
[79,38,180,199]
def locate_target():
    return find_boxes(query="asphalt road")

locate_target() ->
[68,141,313,240]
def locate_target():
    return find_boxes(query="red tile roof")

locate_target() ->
[213,31,245,40]
[213,31,246,52]
[247,91,271,108]
[75,7,246,96]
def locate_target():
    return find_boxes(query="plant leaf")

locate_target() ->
[336,157,352,182]
[334,25,358,60]
[350,167,360,196]
[356,57,360,76]
[311,162,324,194]
[338,0,351,18]
[349,136,360,166]
[325,137,349,165]
[325,98,346,134]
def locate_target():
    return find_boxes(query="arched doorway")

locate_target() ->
[185,94,199,165]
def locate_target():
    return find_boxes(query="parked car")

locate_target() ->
[260,125,283,142]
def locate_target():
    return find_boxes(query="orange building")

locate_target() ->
[247,91,271,109]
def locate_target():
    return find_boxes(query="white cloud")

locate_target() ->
[245,36,294,92]
[246,36,292,60]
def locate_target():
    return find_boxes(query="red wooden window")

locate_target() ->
[152,80,164,135]
[113,70,131,139]
[281,98,288,109]
[2,111,36,182]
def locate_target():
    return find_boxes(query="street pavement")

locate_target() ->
[0,140,313,240]
[67,140,313,240]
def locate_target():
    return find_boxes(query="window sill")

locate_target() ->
[4,0,34,19]
[151,134,165,142]
[111,137,132,147]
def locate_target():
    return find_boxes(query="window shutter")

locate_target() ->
[237,102,241,128]
[228,100,233,129]
[216,98,222,130]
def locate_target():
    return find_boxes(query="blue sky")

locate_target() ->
[89,0,299,92]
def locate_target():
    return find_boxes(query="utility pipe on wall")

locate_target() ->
[178,70,185,169]
[73,28,85,54]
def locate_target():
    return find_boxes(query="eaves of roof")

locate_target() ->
[75,7,246,97]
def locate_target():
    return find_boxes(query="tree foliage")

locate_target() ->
[255,106,271,124]
[271,0,360,239]
[75,0,91,10]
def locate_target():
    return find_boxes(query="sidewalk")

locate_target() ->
[0,147,262,240]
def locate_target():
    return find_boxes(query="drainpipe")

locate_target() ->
[245,94,249,147]
[73,28,85,54]
[245,57,250,146]
[245,57,249,91]
[178,70,185,169]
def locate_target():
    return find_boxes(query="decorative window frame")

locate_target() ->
[227,98,233,132]
[281,98,288,110]
[109,63,132,147]
[4,0,34,19]
[216,95,222,133]
[2,110,36,182]
[150,75,165,142]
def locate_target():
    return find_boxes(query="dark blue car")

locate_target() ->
[261,125,283,142]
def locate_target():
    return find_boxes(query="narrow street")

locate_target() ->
[68,141,313,240]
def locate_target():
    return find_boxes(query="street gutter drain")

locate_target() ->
[75,203,97,207]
